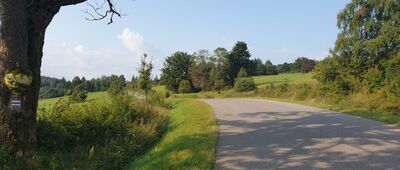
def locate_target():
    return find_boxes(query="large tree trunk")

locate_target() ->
[0,0,34,155]
[0,0,59,155]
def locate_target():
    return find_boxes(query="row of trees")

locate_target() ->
[161,41,317,93]
[39,75,127,99]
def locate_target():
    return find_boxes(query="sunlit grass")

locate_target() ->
[129,99,217,170]
[38,91,108,109]
[253,73,316,87]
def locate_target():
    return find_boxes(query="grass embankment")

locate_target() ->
[27,93,217,169]
[129,99,218,170]
[2,92,168,169]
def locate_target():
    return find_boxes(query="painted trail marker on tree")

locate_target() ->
[9,95,22,112]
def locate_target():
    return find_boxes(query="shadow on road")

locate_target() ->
[215,110,400,169]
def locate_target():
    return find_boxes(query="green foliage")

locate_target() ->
[162,52,193,92]
[2,94,167,169]
[164,90,171,98]
[40,75,127,99]
[314,57,341,83]
[384,53,400,96]
[226,41,252,85]
[138,54,154,103]
[178,80,192,94]
[364,66,383,92]
[250,58,266,76]
[321,0,400,89]
[265,60,278,75]
[107,78,126,97]
[236,67,248,79]
[234,78,257,92]
[292,57,316,73]
[68,85,88,103]
[189,50,215,91]
[213,79,225,93]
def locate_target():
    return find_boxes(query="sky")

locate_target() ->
[42,0,350,80]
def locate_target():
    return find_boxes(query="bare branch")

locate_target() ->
[84,0,122,24]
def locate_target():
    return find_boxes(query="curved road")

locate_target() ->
[203,99,400,170]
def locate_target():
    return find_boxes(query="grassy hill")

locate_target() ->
[253,73,316,87]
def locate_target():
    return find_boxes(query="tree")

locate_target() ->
[292,57,316,73]
[330,0,399,82]
[0,0,121,154]
[161,52,193,92]
[314,0,399,95]
[138,54,153,106]
[226,41,252,85]
[190,50,214,91]
[265,60,278,75]
[213,47,229,88]
[251,58,266,76]
[277,62,292,73]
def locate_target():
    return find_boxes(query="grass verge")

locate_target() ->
[128,99,218,170]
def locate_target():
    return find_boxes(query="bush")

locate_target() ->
[234,78,256,92]
[385,53,400,96]
[178,80,192,93]
[164,90,171,98]
[69,86,87,103]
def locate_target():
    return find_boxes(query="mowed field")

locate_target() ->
[253,73,316,87]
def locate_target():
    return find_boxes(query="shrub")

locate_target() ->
[178,80,192,93]
[69,86,87,103]
[234,78,256,92]
[164,90,171,98]
[384,53,400,96]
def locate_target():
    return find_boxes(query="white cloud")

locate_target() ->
[41,28,165,80]
[42,43,136,80]
[117,28,164,77]
[118,28,145,57]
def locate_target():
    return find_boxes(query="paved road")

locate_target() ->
[203,99,400,170]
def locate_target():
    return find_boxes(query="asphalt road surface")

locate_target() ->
[203,99,400,170]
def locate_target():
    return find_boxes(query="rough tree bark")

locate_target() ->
[0,0,121,156]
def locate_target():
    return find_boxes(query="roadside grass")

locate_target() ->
[129,99,218,170]
[253,73,315,87]
[160,72,400,126]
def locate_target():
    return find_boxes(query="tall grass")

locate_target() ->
[1,94,168,169]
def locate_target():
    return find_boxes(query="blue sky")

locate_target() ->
[43,0,350,80]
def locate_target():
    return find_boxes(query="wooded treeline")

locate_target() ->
[160,41,316,93]
[39,75,127,99]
